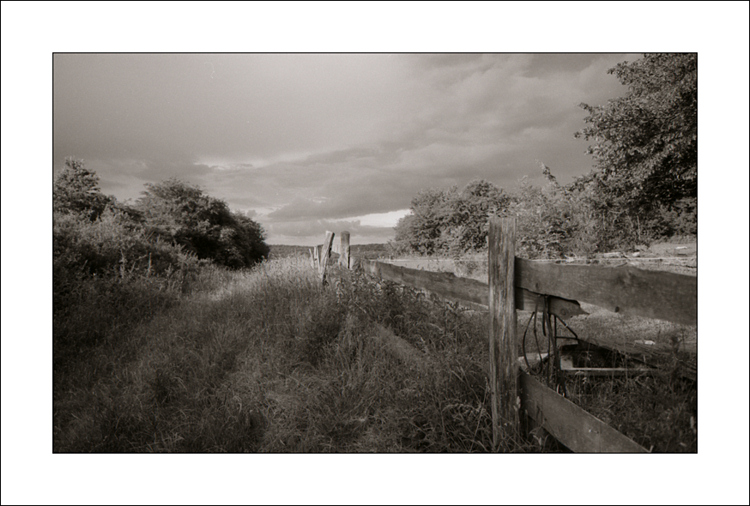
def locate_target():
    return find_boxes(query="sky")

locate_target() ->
[53,52,638,245]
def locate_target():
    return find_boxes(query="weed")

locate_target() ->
[55,252,692,453]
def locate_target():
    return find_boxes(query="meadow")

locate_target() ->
[54,241,696,452]
[55,255,516,452]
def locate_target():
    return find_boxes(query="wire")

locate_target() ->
[521,297,540,371]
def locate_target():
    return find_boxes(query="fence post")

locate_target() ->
[488,216,519,448]
[319,231,335,285]
[339,231,350,269]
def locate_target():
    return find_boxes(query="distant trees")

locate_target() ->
[510,164,616,258]
[391,179,511,256]
[394,187,454,255]
[575,53,697,239]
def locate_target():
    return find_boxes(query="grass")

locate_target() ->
[54,255,536,452]
[54,245,697,453]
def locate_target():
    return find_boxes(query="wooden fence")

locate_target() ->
[310,218,697,452]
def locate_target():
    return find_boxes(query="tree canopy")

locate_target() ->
[392,179,511,256]
[575,53,697,233]
[54,160,269,272]
[137,178,269,268]
[53,157,112,220]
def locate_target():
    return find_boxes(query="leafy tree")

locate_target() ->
[393,186,455,255]
[216,212,270,268]
[444,179,510,254]
[137,178,268,268]
[392,179,510,255]
[575,53,697,237]
[53,158,112,220]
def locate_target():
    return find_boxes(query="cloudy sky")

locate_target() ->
[54,52,638,245]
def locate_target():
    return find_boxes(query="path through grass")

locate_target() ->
[54,256,533,452]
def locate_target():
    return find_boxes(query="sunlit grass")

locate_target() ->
[54,248,696,453]
[54,255,536,452]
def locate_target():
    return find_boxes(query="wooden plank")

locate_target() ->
[350,257,585,319]
[353,256,489,304]
[575,336,696,382]
[563,368,659,377]
[339,231,350,269]
[516,289,587,319]
[319,231,334,285]
[519,371,648,453]
[488,217,519,445]
[515,258,697,326]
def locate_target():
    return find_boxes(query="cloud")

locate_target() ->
[54,53,637,245]
[265,217,398,246]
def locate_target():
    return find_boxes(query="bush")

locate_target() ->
[54,208,198,280]
[136,178,269,269]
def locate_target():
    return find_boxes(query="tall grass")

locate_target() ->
[56,248,695,453]
[54,255,537,452]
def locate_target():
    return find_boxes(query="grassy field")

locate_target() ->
[54,240,696,452]
[54,255,534,452]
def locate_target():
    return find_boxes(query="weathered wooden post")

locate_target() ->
[339,231,350,269]
[488,216,519,448]
[319,231,335,285]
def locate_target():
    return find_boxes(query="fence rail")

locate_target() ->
[351,256,587,319]
[311,222,697,452]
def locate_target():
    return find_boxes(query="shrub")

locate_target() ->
[136,178,269,269]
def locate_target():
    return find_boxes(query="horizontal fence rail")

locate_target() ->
[515,259,697,326]
[330,255,697,326]
[519,371,648,452]
[351,256,587,319]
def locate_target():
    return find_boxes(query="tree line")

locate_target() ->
[390,54,697,258]
[53,159,270,326]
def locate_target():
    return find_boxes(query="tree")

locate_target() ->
[53,158,111,220]
[575,53,697,238]
[391,179,510,255]
[137,178,268,268]
[446,179,511,254]
[393,186,455,255]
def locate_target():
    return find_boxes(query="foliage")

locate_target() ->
[53,157,112,220]
[53,160,269,358]
[53,208,197,280]
[575,53,697,238]
[396,186,456,255]
[392,179,511,256]
[137,178,269,269]
[510,164,636,257]
[444,179,512,256]
[54,256,522,453]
